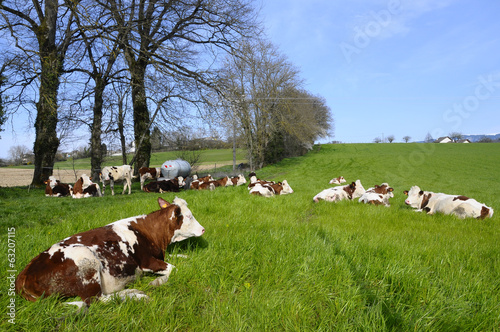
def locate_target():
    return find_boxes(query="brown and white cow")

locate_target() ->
[15,197,205,307]
[139,167,161,191]
[45,176,72,197]
[190,175,214,190]
[143,177,185,193]
[230,174,247,186]
[329,176,346,185]
[313,180,366,202]
[100,165,133,195]
[72,174,102,198]
[215,176,233,187]
[249,180,294,197]
[358,183,394,207]
[404,185,494,219]
[247,174,275,190]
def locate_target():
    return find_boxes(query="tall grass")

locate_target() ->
[1,143,499,331]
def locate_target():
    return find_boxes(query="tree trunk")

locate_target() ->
[32,50,62,186]
[130,64,151,174]
[90,78,104,180]
[117,92,127,165]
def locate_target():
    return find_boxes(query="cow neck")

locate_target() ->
[130,206,180,252]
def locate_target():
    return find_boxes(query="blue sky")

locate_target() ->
[1,0,499,158]
[261,0,500,143]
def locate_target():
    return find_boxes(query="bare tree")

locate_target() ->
[219,38,332,169]
[0,0,80,186]
[8,145,31,165]
[403,135,411,143]
[425,132,434,143]
[100,0,259,174]
[0,62,7,137]
[449,132,463,142]
[386,135,395,143]
[373,137,382,143]
[67,1,127,179]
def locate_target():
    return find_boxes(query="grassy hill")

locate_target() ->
[1,143,499,331]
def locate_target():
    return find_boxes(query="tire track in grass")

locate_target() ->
[310,222,405,330]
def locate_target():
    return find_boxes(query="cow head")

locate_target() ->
[160,197,205,243]
[177,176,186,187]
[236,174,247,185]
[404,186,424,207]
[329,176,346,185]
[280,180,294,195]
[81,174,94,188]
[100,171,112,182]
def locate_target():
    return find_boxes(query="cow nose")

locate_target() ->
[201,228,205,234]
[405,200,410,205]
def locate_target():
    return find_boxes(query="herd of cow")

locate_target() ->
[44,164,494,220]
[313,175,494,220]
[19,164,493,309]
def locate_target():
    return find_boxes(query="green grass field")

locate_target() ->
[1,143,499,331]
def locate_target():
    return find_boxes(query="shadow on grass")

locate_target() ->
[166,236,209,254]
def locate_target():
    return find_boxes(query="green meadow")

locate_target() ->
[1,143,499,331]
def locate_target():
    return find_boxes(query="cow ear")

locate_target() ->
[419,190,424,196]
[388,188,394,192]
[403,190,408,195]
[158,197,171,209]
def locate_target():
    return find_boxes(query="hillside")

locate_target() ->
[2,143,499,331]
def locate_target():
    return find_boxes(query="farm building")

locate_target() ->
[435,136,453,143]
[457,139,471,143]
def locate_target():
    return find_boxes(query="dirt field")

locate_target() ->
[0,168,86,187]
[0,163,234,187]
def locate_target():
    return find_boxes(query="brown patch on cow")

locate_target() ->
[343,182,356,199]
[478,206,490,220]
[372,184,389,194]
[16,250,102,305]
[44,180,53,196]
[453,195,470,201]
[198,175,212,183]
[368,200,384,205]
[139,167,158,178]
[73,177,84,195]
[420,193,432,210]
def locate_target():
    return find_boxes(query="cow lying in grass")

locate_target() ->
[72,174,101,198]
[358,183,394,207]
[404,186,494,219]
[15,197,205,308]
[45,176,72,197]
[230,174,247,186]
[313,180,365,202]
[329,176,346,185]
[190,175,214,190]
[143,177,185,193]
[249,180,294,197]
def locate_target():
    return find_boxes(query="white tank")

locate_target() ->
[161,159,191,179]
